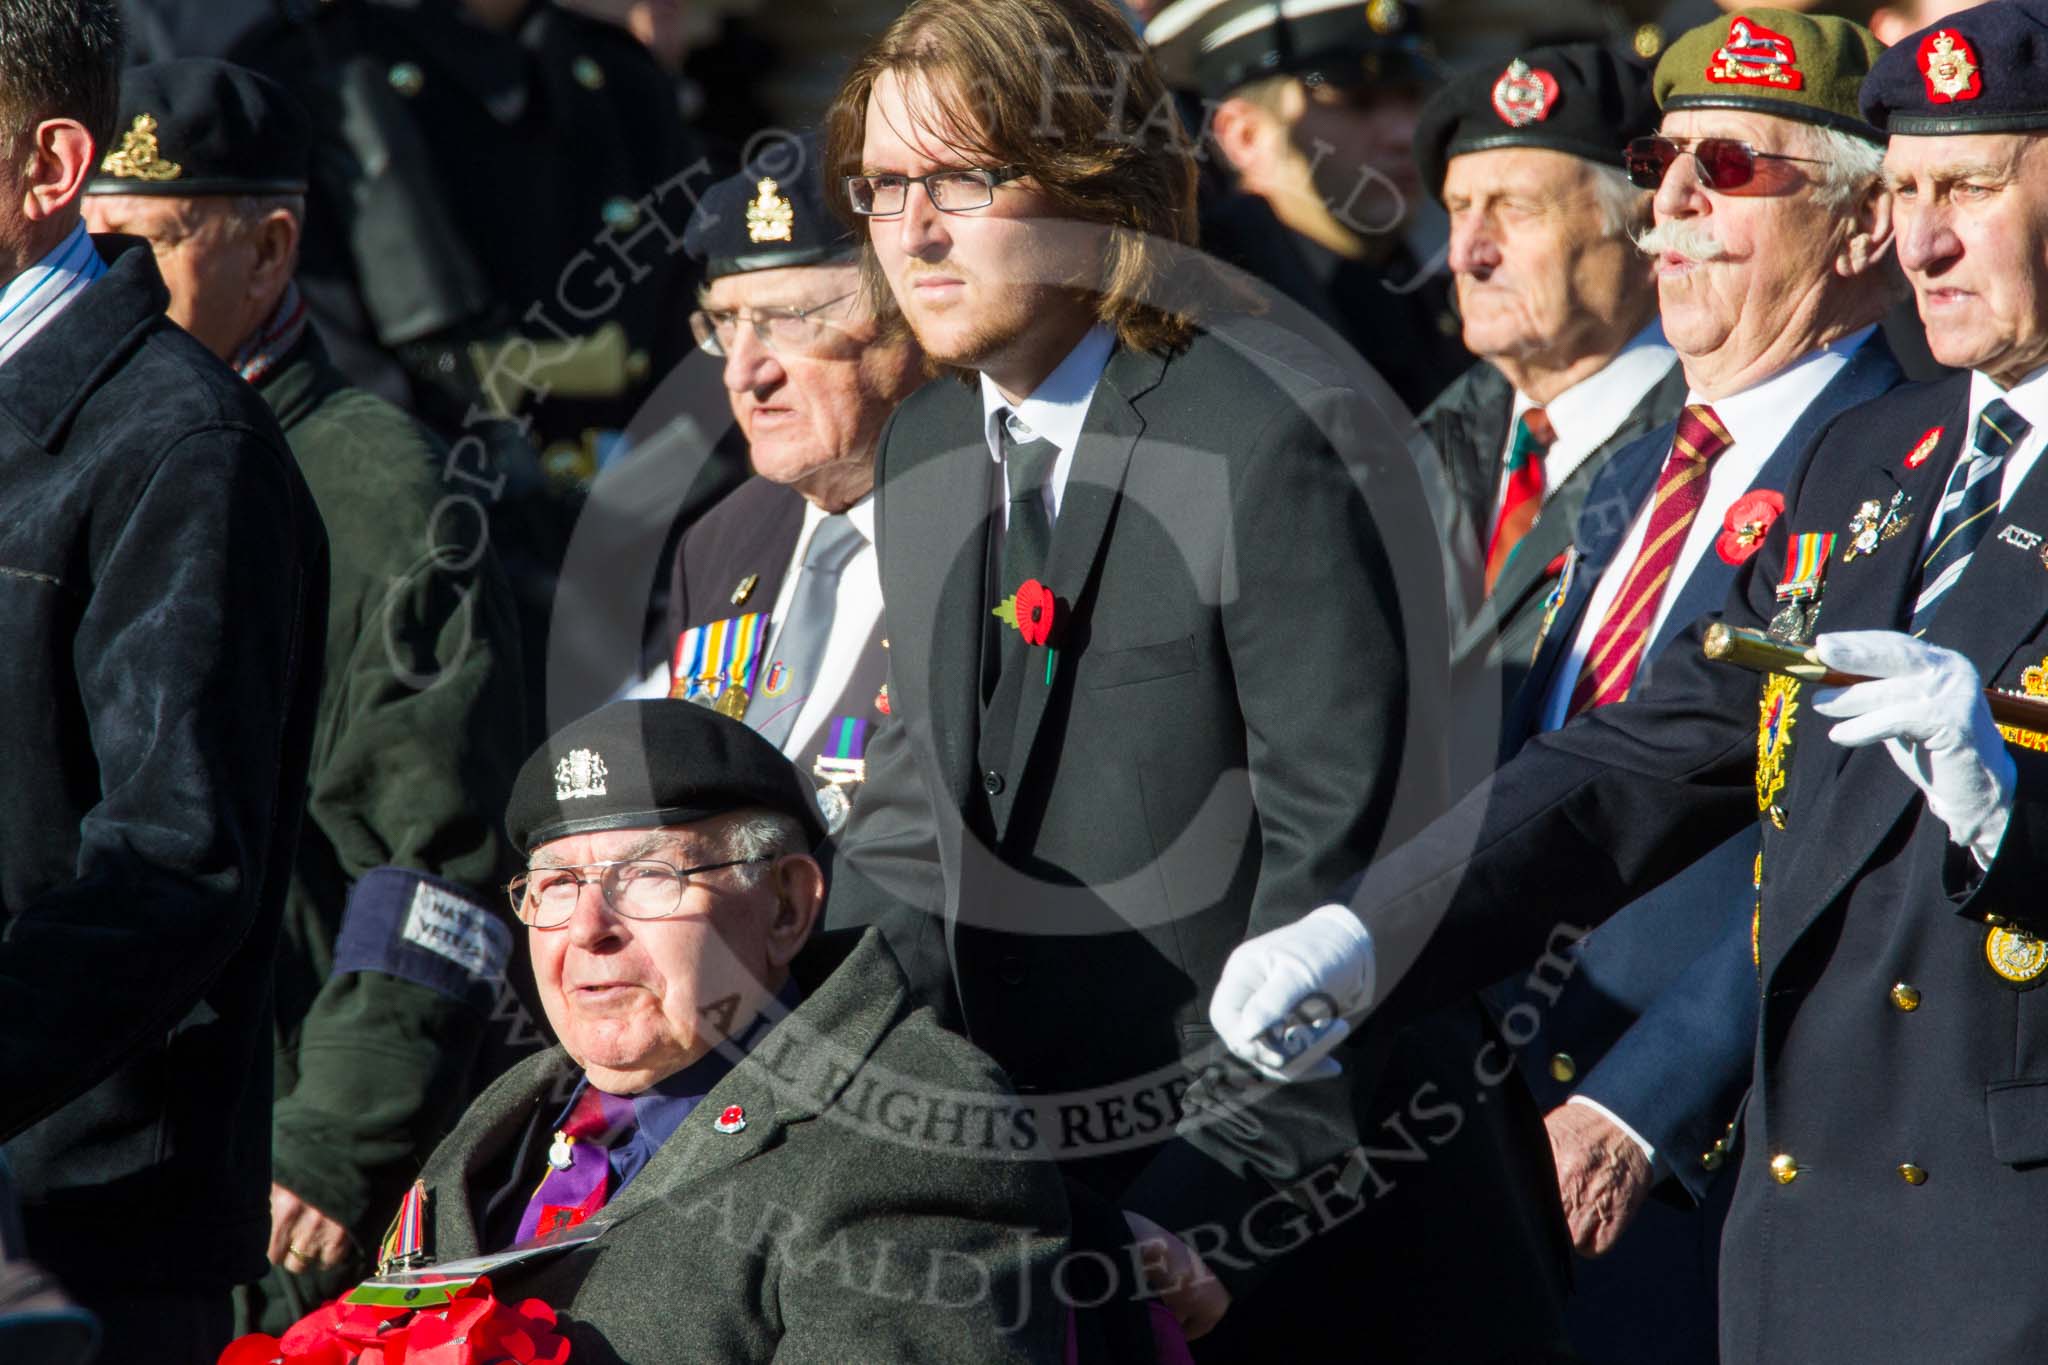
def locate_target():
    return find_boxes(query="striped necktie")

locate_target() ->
[1910,398,2029,636]
[512,1085,636,1245]
[1484,406,1556,596]
[1568,403,1733,717]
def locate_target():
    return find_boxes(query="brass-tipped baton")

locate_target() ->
[1701,622,2048,731]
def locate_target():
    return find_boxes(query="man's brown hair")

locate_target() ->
[823,0,1200,356]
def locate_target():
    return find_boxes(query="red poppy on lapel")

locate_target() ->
[1717,489,1785,565]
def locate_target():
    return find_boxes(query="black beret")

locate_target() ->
[684,130,854,282]
[507,700,827,855]
[86,58,308,198]
[1415,44,1658,203]
[1147,0,1440,100]
[1861,0,2048,136]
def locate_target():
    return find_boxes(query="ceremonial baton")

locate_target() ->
[1702,622,2048,731]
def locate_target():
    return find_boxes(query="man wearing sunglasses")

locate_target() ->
[640,135,922,839]
[357,699,1068,1361]
[1217,3,2048,1358]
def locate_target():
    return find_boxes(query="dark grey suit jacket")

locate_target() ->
[411,930,1068,1363]
[833,320,1572,1359]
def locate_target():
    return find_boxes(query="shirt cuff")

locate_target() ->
[1566,1093,1660,1174]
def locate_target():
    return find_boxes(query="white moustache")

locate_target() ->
[1634,220,1728,264]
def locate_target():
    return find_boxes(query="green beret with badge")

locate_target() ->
[1653,8,1886,140]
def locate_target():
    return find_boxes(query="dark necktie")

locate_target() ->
[512,1085,636,1244]
[987,421,1059,703]
[1568,403,1732,717]
[1484,406,1556,596]
[750,512,865,750]
[1911,398,2029,635]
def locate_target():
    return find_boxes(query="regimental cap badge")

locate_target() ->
[1708,16,1805,91]
[99,113,183,182]
[745,178,794,244]
[712,1103,747,1134]
[553,748,609,801]
[1366,0,1405,35]
[1918,29,1982,104]
[1986,924,2048,987]
[1491,59,1560,127]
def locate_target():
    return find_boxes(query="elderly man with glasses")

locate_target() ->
[632,134,923,843]
[310,699,1070,1362]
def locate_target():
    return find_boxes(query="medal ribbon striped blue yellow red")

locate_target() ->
[1777,531,1833,601]
[670,612,768,703]
[378,1178,428,1272]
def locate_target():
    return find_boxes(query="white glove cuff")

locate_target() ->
[1303,902,1376,1014]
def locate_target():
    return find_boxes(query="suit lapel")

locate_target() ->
[998,346,1161,786]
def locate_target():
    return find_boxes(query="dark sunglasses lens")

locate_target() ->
[1625,138,1675,189]
[1694,139,1758,190]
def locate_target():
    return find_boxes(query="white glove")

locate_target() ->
[1209,904,1374,1082]
[1811,630,2015,866]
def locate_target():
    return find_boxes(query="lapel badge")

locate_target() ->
[100,112,183,181]
[1905,426,1944,469]
[713,1103,748,1134]
[1998,524,2044,553]
[731,573,759,606]
[874,684,891,716]
[746,178,794,244]
[1919,29,1982,104]
[553,748,608,800]
[1843,490,1908,561]
[1716,489,1784,566]
[1986,925,2048,988]
[762,660,790,698]
[1491,59,1560,127]
[548,1132,576,1170]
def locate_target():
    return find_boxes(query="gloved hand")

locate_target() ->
[1811,630,2014,866]
[1209,904,1373,1082]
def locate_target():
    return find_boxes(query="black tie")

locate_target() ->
[986,420,1058,706]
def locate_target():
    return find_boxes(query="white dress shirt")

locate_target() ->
[753,493,882,759]
[0,221,104,368]
[1541,327,1876,732]
[1930,365,2048,550]
[979,322,1117,528]
[1490,324,1679,537]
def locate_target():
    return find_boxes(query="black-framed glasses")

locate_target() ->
[1625,136,1828,194]
[844,165,1024,216]
[689,291,857,358]
[506,856,771,928]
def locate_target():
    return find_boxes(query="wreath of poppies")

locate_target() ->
[218,1278,570,1365]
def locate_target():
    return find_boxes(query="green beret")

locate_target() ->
[1654,9,1885,143]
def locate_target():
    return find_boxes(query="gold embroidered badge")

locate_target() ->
[99,113,182,182]
[746,178,794,244]
[1756,673,1799,815]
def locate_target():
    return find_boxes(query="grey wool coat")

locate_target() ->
[407,929,1070,1363]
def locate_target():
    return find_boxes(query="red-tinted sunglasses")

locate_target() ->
[1624,135,1827,193]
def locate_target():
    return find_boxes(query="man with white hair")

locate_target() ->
[1217,1,2048,1357]
[1228,11,1905,1363]
[1409,43,1684,778]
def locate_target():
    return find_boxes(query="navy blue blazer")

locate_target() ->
[1494,334,1905,1198]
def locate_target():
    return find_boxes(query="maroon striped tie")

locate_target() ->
[1567,403,1732,717]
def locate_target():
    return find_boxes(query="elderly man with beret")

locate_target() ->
[377,700,1067,1362]
[80,59,529,1334]
[1218,1,2048,1358]
[1412,43,1685,779]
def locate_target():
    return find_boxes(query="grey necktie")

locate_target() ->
[750,513,866,750]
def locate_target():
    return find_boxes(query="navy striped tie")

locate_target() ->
[1911,398,2029,635]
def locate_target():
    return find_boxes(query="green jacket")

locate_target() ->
[245,330,527,1328]
[410,930,1069,1363]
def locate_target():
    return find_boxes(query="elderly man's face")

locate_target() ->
[526,820,812,1094]
[706,263,922,496]
[1641,110,1846,370]
[1886,133,2048,388]
[82,193,270,359]
[1444,147,1651,369]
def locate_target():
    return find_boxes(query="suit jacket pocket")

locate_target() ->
[1986,1078,2048,1166]
[1082,635,1197,690]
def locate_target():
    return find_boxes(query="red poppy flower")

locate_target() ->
[1015,579,1056,646]
[1716,489,1784,565]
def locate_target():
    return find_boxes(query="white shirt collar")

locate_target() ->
[1688,325,1875,447]
[1501,321,1677,502]
[980,322,1117,462]
[0,221,105,369]
[1968,363,2048,439]
[795,488,876,545]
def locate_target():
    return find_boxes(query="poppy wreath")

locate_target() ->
[217,1277,571,1365]
[992,578,1058,647]
[1717,489,1785,565]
